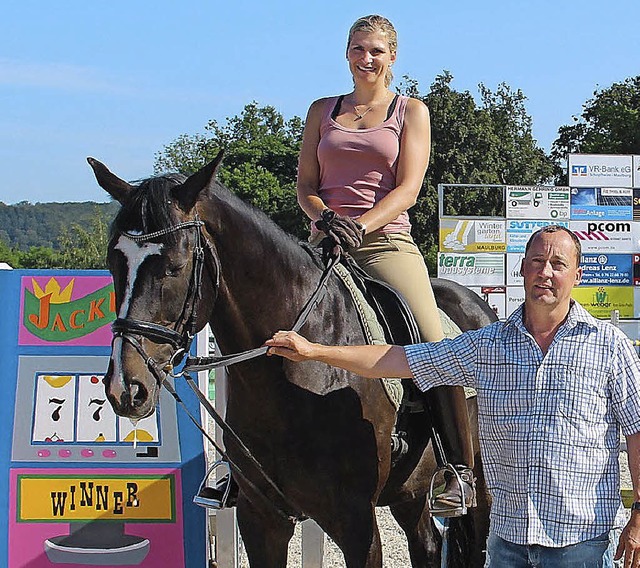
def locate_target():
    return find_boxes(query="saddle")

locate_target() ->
[338,255,421,347]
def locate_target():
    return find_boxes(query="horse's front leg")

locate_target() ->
[236,492,295,568]
[320,500,383,568]
[389,496,441,568]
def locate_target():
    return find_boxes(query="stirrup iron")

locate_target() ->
[428,463,469,518]
[193,460,232,509]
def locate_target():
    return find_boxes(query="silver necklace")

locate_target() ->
[353,104,373,121]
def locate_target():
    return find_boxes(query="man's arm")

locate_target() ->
[265,331,412,379]
[615,431,640,564]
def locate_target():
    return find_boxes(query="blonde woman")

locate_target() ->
[296,14,475,517]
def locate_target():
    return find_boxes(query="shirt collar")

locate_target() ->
[505,300,597,335]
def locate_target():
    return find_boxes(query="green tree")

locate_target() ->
[0,239,22,267]
[56,207,110,269]
[19,246,61,269]
[16,208,110,270]
[551,76,640,183]
[155,102,306,237]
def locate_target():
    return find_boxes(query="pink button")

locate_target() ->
[58,449,72,458]
[37,449,51,458]
[102,449,117,458]
[81,449,94,458]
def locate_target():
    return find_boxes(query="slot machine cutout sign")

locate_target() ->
[4,271,205,568]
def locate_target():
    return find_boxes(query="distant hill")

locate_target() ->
[0,201,120,250]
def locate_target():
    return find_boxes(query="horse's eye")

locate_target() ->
[165,263,186,277]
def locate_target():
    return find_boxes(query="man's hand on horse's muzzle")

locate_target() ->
[315,209,364,250]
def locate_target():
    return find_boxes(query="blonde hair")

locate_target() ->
[347,15,397,88]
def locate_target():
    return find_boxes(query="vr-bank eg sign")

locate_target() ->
[439,220,506,252]
[569,221,639,253]
[506,186,570,220]
[568,154,633,188]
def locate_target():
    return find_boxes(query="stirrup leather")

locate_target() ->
[428,463,472,518]
[193,459,232,509]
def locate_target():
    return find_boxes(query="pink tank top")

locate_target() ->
[316,94,411,234]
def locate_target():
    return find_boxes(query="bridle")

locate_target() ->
[109,213,338,521]
[111,216,218,384]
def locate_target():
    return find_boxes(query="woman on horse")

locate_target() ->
[295,14,475,517]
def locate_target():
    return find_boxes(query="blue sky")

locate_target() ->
[2,0,639,204]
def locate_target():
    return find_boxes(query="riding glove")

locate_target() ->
[315,209,365,250]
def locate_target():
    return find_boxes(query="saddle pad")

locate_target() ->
[333,264,468,408]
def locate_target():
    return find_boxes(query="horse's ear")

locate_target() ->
[87,157,134,204]
[175,150,225,211]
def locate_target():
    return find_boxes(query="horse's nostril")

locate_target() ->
[129,382,148,407]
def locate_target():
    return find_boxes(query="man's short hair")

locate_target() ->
[524,225,582,266]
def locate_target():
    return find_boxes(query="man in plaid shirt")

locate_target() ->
[266,226,640,567]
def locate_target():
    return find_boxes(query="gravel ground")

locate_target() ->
[235,507,409,567]
[206,403,634,567]
[207,451,633,567]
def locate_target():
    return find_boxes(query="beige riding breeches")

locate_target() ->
[349,231,445,343]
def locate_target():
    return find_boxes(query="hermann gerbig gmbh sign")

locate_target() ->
[568,154,633,188]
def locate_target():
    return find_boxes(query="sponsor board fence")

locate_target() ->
[438,160,640,322]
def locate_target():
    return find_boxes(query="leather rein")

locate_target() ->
[112,216,338,521]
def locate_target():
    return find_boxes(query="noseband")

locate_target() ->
[112,216,218,383]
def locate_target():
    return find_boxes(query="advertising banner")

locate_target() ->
[506,253,525,286]
[506,186,570,220]
[470,287,505,320]
[19,275,115,346]
[1,270,207,568]
[633,254,640,285]
[439,219,506,252]
[568,154,633,188]
[437,253,505,286]
[570,220,638,253]
[571,286,634,318]
[634,189,640,221]
[506,219,570,252]
[570,187,633,220]
[634,156,640,188]
[580,253,632,286]
[506,287,525,317]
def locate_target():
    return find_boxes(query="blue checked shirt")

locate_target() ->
[405,301,640,547]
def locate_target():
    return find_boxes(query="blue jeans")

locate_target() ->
[485,531,610,567]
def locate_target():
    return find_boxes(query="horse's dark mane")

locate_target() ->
[203,178,317,267]
[110,173,187,244]
[110,171,313,266]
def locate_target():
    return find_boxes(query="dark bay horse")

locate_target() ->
[88,152,496,568]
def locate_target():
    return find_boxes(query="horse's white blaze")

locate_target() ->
[111,336,126,389]
[111,236,163,386]
[115,235,164,318]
